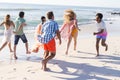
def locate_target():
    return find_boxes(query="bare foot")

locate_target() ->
[74,48,76,51]
[10,50,14,53]
[96,54,99,57]
[41,60,48,71]
[26,51,31,54]
[14,56,18,60]
[43,68,50,71]
[65,51,68,55]
[41,61,44,70]
[105,45,108,51]
[74,46,76,51]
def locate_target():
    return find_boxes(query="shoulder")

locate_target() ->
[101,20,106,26]
[101,20,105,24]
[37,23,42,28]
[17,18,25,22]
[51,20,58,26]
[48,20,57,24]
[21,18,26,22]
[44,20,58,25]
[15,17,19,21]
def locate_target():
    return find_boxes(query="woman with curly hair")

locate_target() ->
[60,9,80,55]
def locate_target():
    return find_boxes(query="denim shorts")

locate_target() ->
[14,34,28,45]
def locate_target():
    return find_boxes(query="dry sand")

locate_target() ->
[0,20,120,80]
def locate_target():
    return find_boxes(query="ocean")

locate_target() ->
[0,3,120,60]
[0,3,120,32]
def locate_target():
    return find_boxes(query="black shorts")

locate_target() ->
[14,34,28,45]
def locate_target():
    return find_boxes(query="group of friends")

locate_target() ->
[0,9,108,71]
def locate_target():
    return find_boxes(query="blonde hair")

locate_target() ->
[63,9,76,23]
[4,14,11,26]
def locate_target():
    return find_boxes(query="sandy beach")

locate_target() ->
[0,20,120,80]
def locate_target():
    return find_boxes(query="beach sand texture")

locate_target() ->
[0,20,120,80]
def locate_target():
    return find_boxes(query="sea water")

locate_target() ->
[0,3,120,60]
[0,3,119,31]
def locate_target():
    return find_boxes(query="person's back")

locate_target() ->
[13,11,30,59]
[4,21,13,30]
[39,11,61,71]
[41,20,58,42]
[0,14,15,52]
[60,20,75,39]
[14,17,25,35]
[60,9,80,55]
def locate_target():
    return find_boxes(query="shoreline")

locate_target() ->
[0,20,120,80]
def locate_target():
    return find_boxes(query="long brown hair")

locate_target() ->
[4,14,11,26]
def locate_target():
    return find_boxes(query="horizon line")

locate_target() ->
[0,2,120,9]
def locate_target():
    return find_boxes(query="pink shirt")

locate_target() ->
[60,20,75,39]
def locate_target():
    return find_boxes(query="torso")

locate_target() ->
[15,18,25,35]
[96,20,107,33]
[3,21,13,30]
[96,20,107,36]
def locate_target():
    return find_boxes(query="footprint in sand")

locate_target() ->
[27,69,31,72]
[23,77,28,80]
[31,72,35,74]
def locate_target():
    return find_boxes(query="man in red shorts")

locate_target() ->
[38,11,61,71]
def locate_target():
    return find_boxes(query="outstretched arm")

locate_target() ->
[0,21,5,26]
[60,23,66,32]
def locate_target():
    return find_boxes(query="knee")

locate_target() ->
[51,53,56,57]
[96,43,99,47]
[101,42,105,46]
[74,39,77,43]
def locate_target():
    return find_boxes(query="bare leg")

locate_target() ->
[41,51,49,70]
[44,51,49,59]
[8,42,13,52]
[73,31,78,51]
[25,42,31,54]
[96,38,101,56]
[0,41,7,51]
[42,53,55,71]
[101,39,108,51]
[14,45,18,59]
[65,36,72,55]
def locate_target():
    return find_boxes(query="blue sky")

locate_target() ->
[0,0,120,8]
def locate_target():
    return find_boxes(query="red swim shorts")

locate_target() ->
[43,38,56,52]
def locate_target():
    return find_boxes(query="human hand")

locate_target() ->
[59,39,62,45]
[55,36,58,39]
[93,32,97,35]
[13,31,16,34]
[78,28,81,31]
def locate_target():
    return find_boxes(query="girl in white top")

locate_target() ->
[0,14,15,52]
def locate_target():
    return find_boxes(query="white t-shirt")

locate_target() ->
[96,20,107,34]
